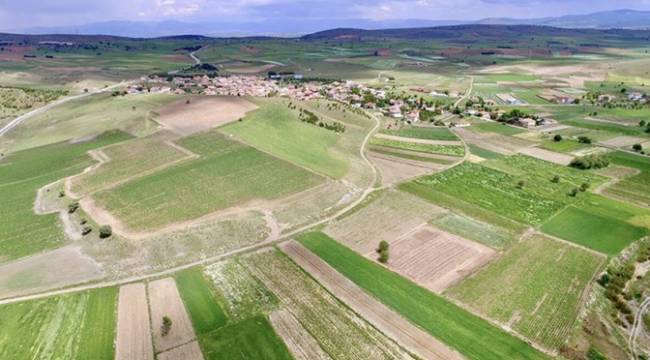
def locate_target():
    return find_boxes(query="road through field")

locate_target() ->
[629,296,650,356]
[0,107,380,305]
[0,81,129,137]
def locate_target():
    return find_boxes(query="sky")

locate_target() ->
[1,0,650,31]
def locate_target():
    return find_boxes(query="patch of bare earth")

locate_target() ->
[368,152,444,186]
[455,127,535,155]
[518,147,574,166]
[155,96,257,135]
[0,246,104,299]
[116,283,154,360]
[598,136,647,148]
[270,309,331,360]
[280,241,463,360]
[148,278,197,353]
[157,341,204,360]
[385,225,497,293]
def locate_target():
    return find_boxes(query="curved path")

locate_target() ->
[0,82,129,137]
[629,296,650,357]
[0,109,380,305]
[453,76,474,108]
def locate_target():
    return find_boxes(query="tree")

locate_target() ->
[640,120,647,127]
[161,316,172,336]
[99,225,112,239]
[633,144,643,152]
[577,136,592,144]
[551,175,560,183]
[377,241,389,264]
[553,134,562,142]
[570,155,609,170]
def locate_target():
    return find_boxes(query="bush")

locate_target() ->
[551,175,560,183]
[99,225,112,239]
[377,240,389,264]
[553,134,562,142]
[569,155,609,170]
[161,316,172,336]
[516,180,526,189]
[68,201,79,214]
[578,136,592,144]
[580,182,590,192]
[81,226,92,236]
[633,144,643,152]
[569,188,579,197]
[586,346,606,360]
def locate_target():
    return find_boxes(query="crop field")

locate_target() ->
[69,132,193,196]
[369,137,465,156]
[539,138,592,153]
[448,234,604,350]
[0,287,117,360]
[401,155,603,225]
[93,130,323,231]
[604,151,650,206]
[221,100,349,179]
[380,125,458,141]
[0,92,175,152]
[431,211,517,248]
[0,130,131,262]
[472,122,526,136]
[244,250,415,360]
[324,189,446,254]
[299,232,548,360]
[541,206,647,255]
[454,127,536,155]
[468,144,505,160]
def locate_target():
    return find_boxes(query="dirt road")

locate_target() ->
[280,240,463,360]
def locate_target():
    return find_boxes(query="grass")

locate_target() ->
[541,206,647,255]
[0,131,132,261]
[199,315,293,360]
[472,122,526,136]
[298,232,548,360]
[604,151,650,205]
[380,125,458,141]
[431,211,516,248]
[468,144,505,159]
[174,268,229,335]
[448,235,604,350]
[221,100,349,178]
[93,131,323,231]
[370,137,465,156]
[369,146,457,164]
[540,139,591,153]
[0,287,117,360]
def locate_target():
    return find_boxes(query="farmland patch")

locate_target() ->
[115,283,154,360]
[148,278,197,353]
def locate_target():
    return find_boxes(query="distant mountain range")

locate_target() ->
[9,9,650,38]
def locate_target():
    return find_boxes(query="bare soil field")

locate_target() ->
[156,96,257,135]
[116,283,154,360]
[148,278,197,352]
[374,133,462,146]
[455,127,536,155]
[388,225,497,293]
[280,241,463,360]
[0,246,104,299]
[518,147,574,166]
[157,341,204,360]
[270,309,332,360]
[368,152,444,186]
[598,136,647,148]
[324,189,446,255]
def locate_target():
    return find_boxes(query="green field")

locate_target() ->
[221,100,349,178]
[175,268,229,335]
[540,139,592,153]
[199,315,293,360]
[93,130,323,231]
[431,211,516,248]
[604,151,650,206]
[0,131,132,261]
[0,287,117,360]
[449,235,604,349]
[472,122,526,136]
[369,146,458,164]
[468,144,505,159]
[370,137,465,156]
[541,206,647,255]
[380,125,458,141]
[299,232,548,360]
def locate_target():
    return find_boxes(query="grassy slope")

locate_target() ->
[0,131,132,261]
[448,235,603,349]
[299,232,548,360]
[221,101,349,178]
[0,288,117,360]
[94,131,322,231]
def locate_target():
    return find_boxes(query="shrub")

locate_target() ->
[68,201,79,214]
[553,134,562,142]
[569,155,609,170]
[81,226,92,236]
[161,316,172,336]
[99,225,112,239]
[633,144,643,152]
[578,136,592,144]
[569,188,579,197]
[586,346,606,360]
[58,191,65,198]
[551,175,560,183]
[516,180,526,189]
[377,240,389,264]
[580,182,590,192]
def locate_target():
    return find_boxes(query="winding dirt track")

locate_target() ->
[629,296,650,356]
[279,240,463,360]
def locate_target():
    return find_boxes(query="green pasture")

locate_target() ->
[175,268,229,335]
[370,137,465,156]
[468,144,505,160]
[380,125,458,141]
[472,122,526,136]
[298,232,549,360]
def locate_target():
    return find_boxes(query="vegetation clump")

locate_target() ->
[98,225,112,239]
[569,155,609,170]
[376,240,390,264]
[67,201,79,214]
[161,316,173,336]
